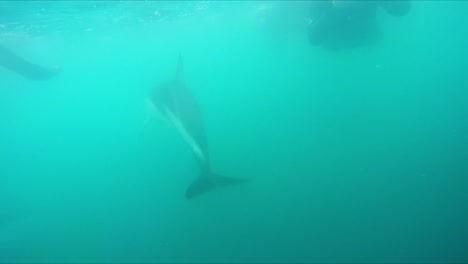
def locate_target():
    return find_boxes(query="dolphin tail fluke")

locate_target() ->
[185,173,249,199]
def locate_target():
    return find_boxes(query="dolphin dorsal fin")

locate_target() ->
[176,53,184,84]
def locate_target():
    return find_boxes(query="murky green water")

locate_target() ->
[1,1,467,263]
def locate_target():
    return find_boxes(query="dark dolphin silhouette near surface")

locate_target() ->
[0,44,60,81]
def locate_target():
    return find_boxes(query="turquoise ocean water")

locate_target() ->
[0,1,467,263]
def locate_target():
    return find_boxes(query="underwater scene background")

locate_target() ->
[0,1,467,263]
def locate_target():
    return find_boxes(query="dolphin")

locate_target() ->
[146,54,249,199]
[0,44,61,81]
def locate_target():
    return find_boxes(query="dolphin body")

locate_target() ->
[146,55,249,199]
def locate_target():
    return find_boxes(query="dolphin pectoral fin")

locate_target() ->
[139,112,155,138]
[141,98,166,136]
[185,173,250,199]
[143,113,152,128]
